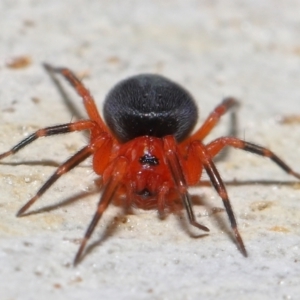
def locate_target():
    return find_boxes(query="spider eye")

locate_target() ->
[139,153,159,166]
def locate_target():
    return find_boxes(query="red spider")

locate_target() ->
[1,63,300,265]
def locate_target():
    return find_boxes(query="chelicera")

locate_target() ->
[1,63,300,265]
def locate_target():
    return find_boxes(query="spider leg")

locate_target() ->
[16,135,109,216]
[182,97,238,147]
[0,120,97,160]
[207,137,300,180]
[74,157,128,265]
[43,63,107,131]
[191,140,247,256]
[163,136,209,232]
[157,183,170,217]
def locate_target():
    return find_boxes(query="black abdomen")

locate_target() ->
[103,74,198,143]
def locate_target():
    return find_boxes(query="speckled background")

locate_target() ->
[1,1,300,299]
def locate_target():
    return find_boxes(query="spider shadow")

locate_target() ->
[170,194,226,241]
[19,182,101,217]
[76,211,126,264]
[79,203,153,262]
[174,207,210,240]
[189,193,233,244]
[0,160,61,167]
[1,158,94,216]
[198,179,299,187]
[79,202,212,264]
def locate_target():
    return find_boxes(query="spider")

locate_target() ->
[1,63,300,265]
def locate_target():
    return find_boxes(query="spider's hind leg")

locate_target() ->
[43,63,107,131]
[207,137,300,180]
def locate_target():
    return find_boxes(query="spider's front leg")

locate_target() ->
[163,136,209,233]
[190,140,247,257]
[74,156,128,265]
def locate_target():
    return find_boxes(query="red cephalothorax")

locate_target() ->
[1,63,300,265]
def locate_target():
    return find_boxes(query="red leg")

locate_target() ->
[163,136,209,232]
[0,120,97,160]
[181,97,238,148]
[191,140,247,257]
[17,135,109,216]
[43,63,107,132]
[207,137,300,179]
[74,156,128,265]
